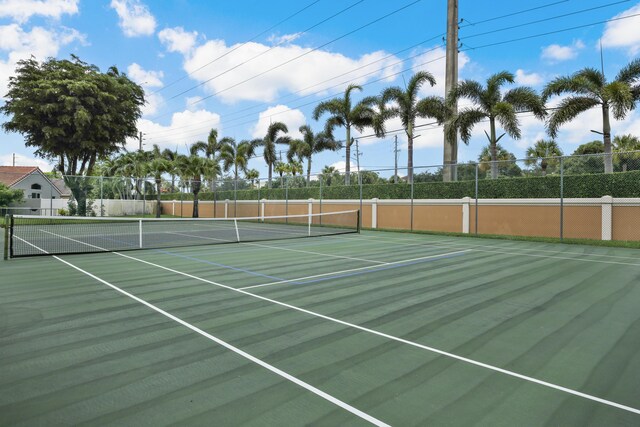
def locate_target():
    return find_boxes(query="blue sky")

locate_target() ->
[1,0,640,178]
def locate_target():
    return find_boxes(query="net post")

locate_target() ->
[560,156,564,241]
[3,214,10,260]
[138,219,143,248]
[234,218,240,242]
[357,209,361,234]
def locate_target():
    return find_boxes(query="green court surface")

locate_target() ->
[1,230,640,426]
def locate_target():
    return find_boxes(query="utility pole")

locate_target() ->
[138,131,144,151]
[12,153,15,166]
[443,0,458,182]
[354,138,361,173]
[393,135,400,183]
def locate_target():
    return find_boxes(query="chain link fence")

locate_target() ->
[2,151,639,244]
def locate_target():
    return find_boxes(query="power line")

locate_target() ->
[461,0,631,41]
[180,0,422,110]
[152,0,323,95]
[165,1,365,101]
[459,0,569,28]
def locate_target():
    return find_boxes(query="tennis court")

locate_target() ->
[2,213,640,425]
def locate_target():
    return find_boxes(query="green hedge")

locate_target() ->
[160,170,640,201]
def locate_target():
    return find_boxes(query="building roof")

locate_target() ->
[0,166,39,187]
[50,178,72,197]
[0,166,64,196]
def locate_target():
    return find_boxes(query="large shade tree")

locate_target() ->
[288,125,341,185]
[543,59,640,173]
[449,71,547,179]
[313,84,377,185]
[1,55,144,215]
[379,71,437,183]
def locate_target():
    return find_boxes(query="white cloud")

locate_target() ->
[514,69,543,86]
[165,36,402,103]
[329,160,364,173]
[0,24,84,99]
[127,63,163,87]
[110,0,156,37]
[0,153,52,169]
[0,0,78,23]
[412,45,470,97]
[135,109,222,151]
[158,27,198,54]
[540,40,584,62]
[250,105,306,139]
[267,32,303,45]
[602,3,640,55]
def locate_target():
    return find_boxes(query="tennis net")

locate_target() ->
[5,210,360,258]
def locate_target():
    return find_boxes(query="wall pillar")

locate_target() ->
[462,196,471,233]
[371,198,378,229]
[224,199,229,218]
[308,198,313,226]
[601,195,612,241]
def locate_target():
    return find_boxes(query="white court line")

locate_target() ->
[327,233,640,267]
[239,250,469,290]
[13,234,388,427]
[26,231,640,416]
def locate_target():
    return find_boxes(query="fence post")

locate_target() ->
[462,196,470,233]
[475,163,479,235]
[100,176,104,217]
[285,176,289,223]
[234,177,238,219]
[601,195,613,241]
[261,198,266,221]
[371,198,378,229]
[410,175,414,232]
[560,156,564,241]
[224,199,229,218]
[308,198,313,234]
[319,175,323,225]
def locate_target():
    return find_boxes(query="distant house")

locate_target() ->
[0,166,65,214]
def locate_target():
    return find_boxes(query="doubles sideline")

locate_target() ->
[22,230,640,417]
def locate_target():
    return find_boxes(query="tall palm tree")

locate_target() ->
[288,125,341,185]
[175,153,219,218]
[313,84,377,184]
[220,137,256,181]
[191,128,222,190]
[614,134,640,171]
[543,59,640,173]
[379,71,437,183]
[525,139,563,176]
[450,71,547,179]
[258,122,290,187]
[161,148,178,192]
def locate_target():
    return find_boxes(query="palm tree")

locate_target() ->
[313,84,377,185]
[175,153,219,218]
[477,144,522,177]
[274,161,287,186]
[258,122,290,187]
[543,59,640,173]
[245,169,259,187]
[288,160,303,176]
[614,134,640,171]
[113,150,150,199]
[320,165,341,186]
[220,137,256,181]
[191,128,222,190]
[288,125,341,185]
[379,71,437,183]
[450,71,547,179]
[525,139,563,176]
[145,150,174,218]
[161,148,178,192]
